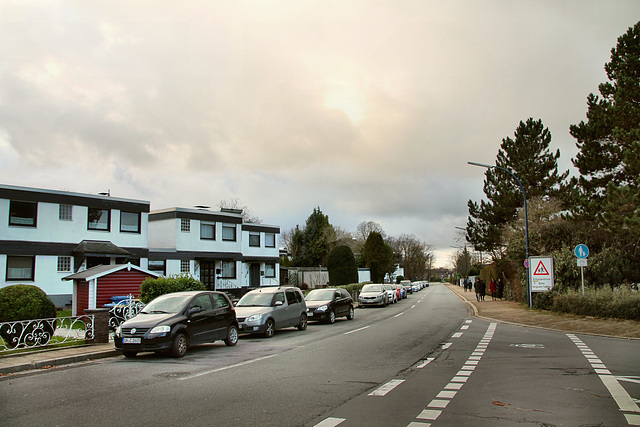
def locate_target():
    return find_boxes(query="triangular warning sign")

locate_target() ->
[534,260,549,276]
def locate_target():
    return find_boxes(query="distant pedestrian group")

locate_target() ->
[473,277,505,301]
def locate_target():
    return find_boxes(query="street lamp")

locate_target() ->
[468,161,531,308]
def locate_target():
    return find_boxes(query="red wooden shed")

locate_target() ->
[63,263,160,316]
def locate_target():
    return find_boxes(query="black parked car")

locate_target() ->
[114,291,239,358]
[305,288,355,323]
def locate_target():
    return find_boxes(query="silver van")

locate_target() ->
[234,287,307,337]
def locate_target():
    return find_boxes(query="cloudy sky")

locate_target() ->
[1,1,638,267]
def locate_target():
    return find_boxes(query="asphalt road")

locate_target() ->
[1,283,639,427]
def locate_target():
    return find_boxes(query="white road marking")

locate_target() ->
[178,354,277,380]
[344,325,370,335]
[441,342,452,350]
[394,312,405,318]
[369,379,405,396]
[452,332,463,338]
[416,357,435,369]
[313,417,346,427]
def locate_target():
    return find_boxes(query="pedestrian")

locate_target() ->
[477,279,486,301]
[497,278,504,300]
[474,279,481,302]
[489,278,497,300]
[463,277,468,292]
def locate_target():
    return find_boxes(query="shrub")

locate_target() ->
[551,287,640,321]
[139,274,206,303]
[0,284,56,322]
[327,245,358,287]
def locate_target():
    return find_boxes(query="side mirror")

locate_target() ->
[274,300,284,307]
[189,306,202,315]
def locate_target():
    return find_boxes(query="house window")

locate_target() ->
[222,224,236,241]
[200,222,215,240]
[148,260,166,276]
[181,218,191,232]
[59,204,73,221]
[180,260,190,273]
[120,211,141,233]
[265,233,276,248]
[9,201,37,227]
[6,256,35,281]
[88,208,110,231]
[57,256,72,272]
[265,263,276,278]
[221,260,236,279]
[249,232,260,247]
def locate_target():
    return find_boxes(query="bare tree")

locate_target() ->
[219,198,262,224]
[355,221,386,242]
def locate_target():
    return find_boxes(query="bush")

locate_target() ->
[327,245,359,287]
[139,274,206,303]
[0,284,56,322]
[551,287,640,321]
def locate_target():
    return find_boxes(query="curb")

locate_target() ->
[0,349,121,375]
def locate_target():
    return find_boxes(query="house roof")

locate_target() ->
[72,240,134,257]
[62,263,160,281]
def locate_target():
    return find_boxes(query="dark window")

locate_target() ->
[181,218,190,232]
[120,211,140,233]
[285,289,297,305]
[200,222,215,240]
[249,232,260,247]
[191,294,213,312]
[9,201,37,227]
[88,208,110,231]
[222,224,236,241]
[7,256,35,281]
[148,260,166,276]
[212,293,230,309]
[180,260,190,273]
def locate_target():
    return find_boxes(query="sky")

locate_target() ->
[1,1,639,268]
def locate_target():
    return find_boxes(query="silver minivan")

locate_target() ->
[234,287,307,337]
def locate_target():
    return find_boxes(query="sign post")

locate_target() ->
[574,244,589,295]
[529,256,554,293]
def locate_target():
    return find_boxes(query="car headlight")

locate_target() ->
[316,305,328,312]
[247,314,263,322]
[150,325,171,334]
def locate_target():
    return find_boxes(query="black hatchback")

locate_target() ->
[114,291,239,358]
[305,288,355,324]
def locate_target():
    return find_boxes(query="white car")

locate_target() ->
[384,284,398,303]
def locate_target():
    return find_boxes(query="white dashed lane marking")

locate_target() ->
[368,379,406,396]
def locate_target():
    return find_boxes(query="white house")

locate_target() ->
[0,184,150,307]
[148,207,280,295]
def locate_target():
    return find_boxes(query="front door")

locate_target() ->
[249,263,261,288]
[200,261,216,291]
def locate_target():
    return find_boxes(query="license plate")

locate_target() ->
[123,338,141,344]
[307,312,313,317]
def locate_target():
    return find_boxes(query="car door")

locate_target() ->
[335,289,349,316]
[210,293,233,340]
[187,294,217,344]
[285,289,299,326]
[271,291,289,329]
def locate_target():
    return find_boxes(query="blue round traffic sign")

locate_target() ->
[574,244,589,259]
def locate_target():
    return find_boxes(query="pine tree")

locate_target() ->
[467,118,568,255]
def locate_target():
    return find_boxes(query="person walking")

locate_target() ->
[489,278,497,300]
[497,278,504,300]
[463,277,469,292]
[478,279,486,301]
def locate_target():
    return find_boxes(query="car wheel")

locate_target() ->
[122,351,137,358]
[170,333,188,358]
[224,324,239,346]
[263,319,275,338]
[297,313,308,331]
[346,306,354,320]
[327,310,336,324]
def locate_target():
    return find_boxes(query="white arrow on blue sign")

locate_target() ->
[574,244,589,259]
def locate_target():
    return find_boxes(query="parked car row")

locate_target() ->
[358,281,428,308]
[114,285,357,358]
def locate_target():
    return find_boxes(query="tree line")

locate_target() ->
[281,210,434,283]
[462,22,640,300]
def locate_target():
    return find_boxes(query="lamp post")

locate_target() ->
[468,161,531,308]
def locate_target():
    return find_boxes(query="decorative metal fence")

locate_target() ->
[0,315,94,352]
[108,295,145,330]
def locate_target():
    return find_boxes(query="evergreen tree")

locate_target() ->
[290,207,335,267]
[363,232,396,281]
[327,245,359,286]
[467,118,568,256]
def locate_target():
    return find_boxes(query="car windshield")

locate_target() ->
[236,292,274,307]
[362,284,384,293]
[142,294,192,314]
[305,289,335,301]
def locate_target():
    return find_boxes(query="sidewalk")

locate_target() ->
[1,285,638,376]
[447,284,640,340]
